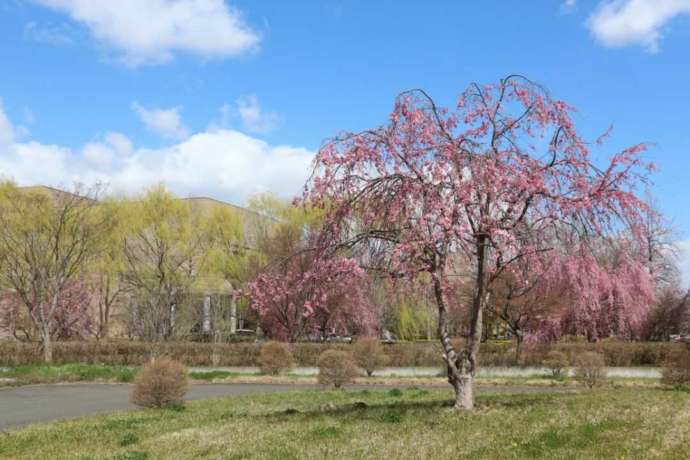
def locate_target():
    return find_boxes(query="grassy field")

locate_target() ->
[1,387,689,459]
[0,364,137,386]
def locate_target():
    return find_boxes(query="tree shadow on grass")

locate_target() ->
[261,398,452,423]
[215,389,581,428]
[263,393,576,423]
[475,392,576,409]
[659,386,690,394]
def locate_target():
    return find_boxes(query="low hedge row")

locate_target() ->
[0,339,684,368]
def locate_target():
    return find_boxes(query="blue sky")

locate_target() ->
[0,0,689,280]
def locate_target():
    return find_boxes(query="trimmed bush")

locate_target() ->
[258,341,294,375]
[574,352,606,389]
[290,343,350,366]
[318,350,358,389]
[353,337,389,376]
[0,339,685,368]
[130,358,188,408]
[543,350,569,377]
[661,348,690,389]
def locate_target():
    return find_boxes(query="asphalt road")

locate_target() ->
[0,383,565,431]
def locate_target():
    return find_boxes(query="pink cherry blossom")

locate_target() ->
[0,280,94,340]
[241,254,376,342]
[303,75,657,409]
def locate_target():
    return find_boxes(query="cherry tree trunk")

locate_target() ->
[435,236,488,411]
[515,331,524,364]
[42,327,53,364]
[202,295,212,333]
[99,320,109,340]
[98,304,110,340]
[438,309,479,410]
[435,277,482,411]
[451,368,474,410]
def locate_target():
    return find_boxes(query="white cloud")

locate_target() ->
[565,0,577,7]
[235,94,281,133]
[0,104,313,205]
[82,132,133,167]
[587,0,690,52]
[131,102,189,140]
[3,141,73,185]
[31,0,260,66]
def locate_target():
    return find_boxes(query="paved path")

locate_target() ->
[0,383,566,431]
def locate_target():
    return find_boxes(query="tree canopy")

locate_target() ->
[303,75,657,409]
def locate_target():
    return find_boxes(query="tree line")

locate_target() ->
[0,181,687,368]
[0,184,250,361]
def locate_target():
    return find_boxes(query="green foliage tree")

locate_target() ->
[0,183,110,362]
[89,197,128,339]
[120,186,248,342]
[197,202,248,345]
[121,186,211,341]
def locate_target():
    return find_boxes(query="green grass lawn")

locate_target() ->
[0,364,136,386]
[1,387,689,459]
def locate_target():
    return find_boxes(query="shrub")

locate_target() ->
[542,350,569,378]
[661,348,690,389]
[130,358,189,408]
[1,339,685,368]
[291,343,348,366]
[574,352,606,389]
[353,337,389,376]
[317,350,358,388]
[257,341,294,375]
